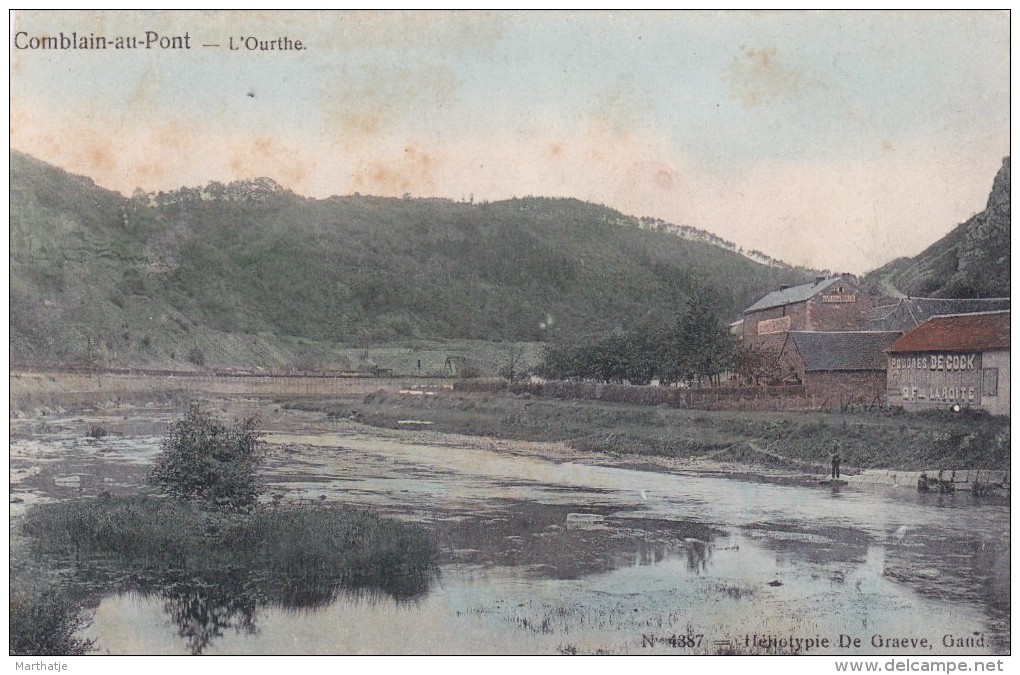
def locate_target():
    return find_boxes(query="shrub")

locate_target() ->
[186,346,206,367]
[149,404,264,509]
[9,586,96,656]
[458,363,482,378]
[85,424,107,439]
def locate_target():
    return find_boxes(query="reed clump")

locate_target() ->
[21,497,438,600]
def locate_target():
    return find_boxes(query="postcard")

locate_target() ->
[8,10,1011,665]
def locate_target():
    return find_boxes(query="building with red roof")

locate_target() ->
[886,311,1010,415]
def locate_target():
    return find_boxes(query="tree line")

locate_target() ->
[537,290,739,386]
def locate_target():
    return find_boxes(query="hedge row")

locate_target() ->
[452,379,807,407]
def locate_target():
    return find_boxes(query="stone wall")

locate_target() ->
[804,292,874,331]
[804,371,887,408]
[846,468,1010,493]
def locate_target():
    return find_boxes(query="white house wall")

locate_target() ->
[981,350,1010,416]
[887,349,1010,416]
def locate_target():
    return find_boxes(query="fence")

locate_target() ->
[13,367,848,413]
[452,379,811,411]
[9,369,430,409]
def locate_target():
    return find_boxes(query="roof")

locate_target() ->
[785,331,902,372]
[744,276,847,314]
[870,297,1011,332]
[870,304,898,320]
[886,311,1010,354]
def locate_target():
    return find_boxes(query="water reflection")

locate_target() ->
[684,539,711,573]
[66,553,438,654]
[434,501,721,580]
[77,523,1001,656]
[158,570,259,655]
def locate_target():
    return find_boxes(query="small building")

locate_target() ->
[886,310,1010,415]
[871,297,1010,332]
[742,275,874,352]
[778,331,902,408]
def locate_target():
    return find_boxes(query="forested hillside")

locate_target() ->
[10,151,810,368]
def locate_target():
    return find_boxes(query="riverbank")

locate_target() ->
[283,387,1010,478]
[9,370,1009,483]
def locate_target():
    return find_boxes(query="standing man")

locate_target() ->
[830,447,841,480]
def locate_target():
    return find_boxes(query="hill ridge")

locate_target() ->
[10,151,809,369]
[865,157,1010,299]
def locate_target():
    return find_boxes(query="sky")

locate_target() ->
[8,10,1011,273]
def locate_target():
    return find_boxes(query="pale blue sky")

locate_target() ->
[10,10,1010,272]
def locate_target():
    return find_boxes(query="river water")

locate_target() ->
[9,404,1010,655]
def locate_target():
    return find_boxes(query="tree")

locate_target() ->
[661,288,733,386]
[621,328,661,385]
[149,404,264,509]
[498,342,528,382]
[734,342,782,386]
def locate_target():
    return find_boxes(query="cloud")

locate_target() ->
[351,144,438,195]
[9,11,1008,275]
[319,62,461,140]
[722,45,813,108]
[11,98,1004,276]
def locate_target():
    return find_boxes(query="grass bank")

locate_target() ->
[290,389,1010,473]
[19,496,439,601]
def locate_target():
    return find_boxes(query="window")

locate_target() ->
[982,368,999,396]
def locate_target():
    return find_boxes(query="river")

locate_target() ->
[9,403,1010,655]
